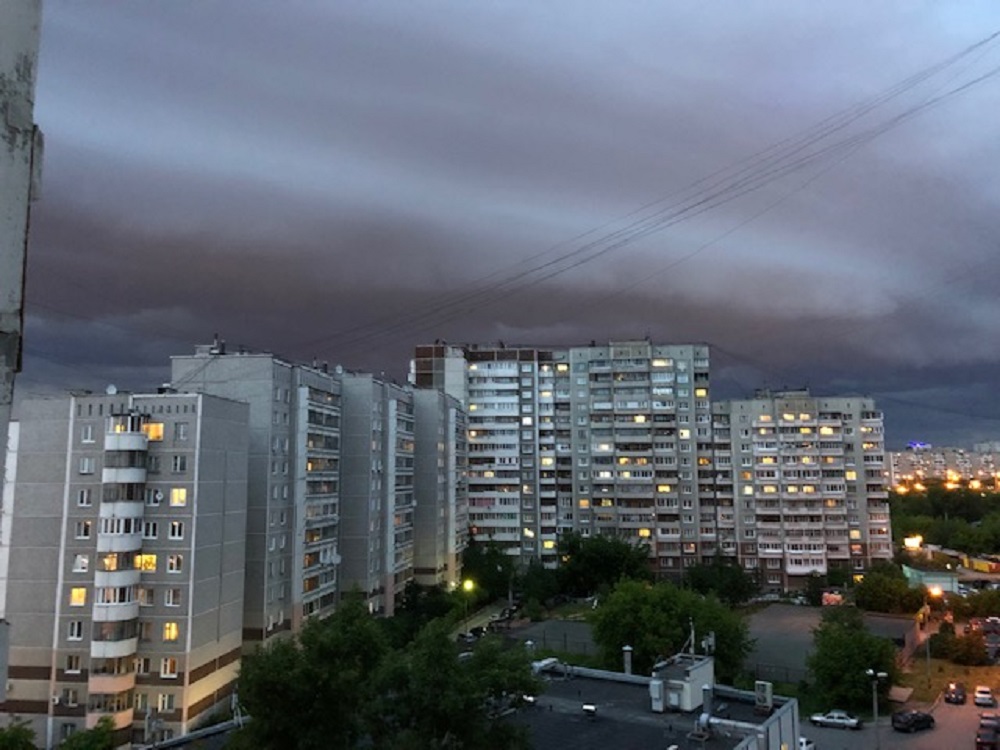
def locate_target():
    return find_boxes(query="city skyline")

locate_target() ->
[19,2,1000,450]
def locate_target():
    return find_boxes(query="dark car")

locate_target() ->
[945,681,968,704]
[891,710,935,733]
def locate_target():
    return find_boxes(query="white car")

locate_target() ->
[799,738,816,750]
[809,709,862,729]
[975,685,996,707]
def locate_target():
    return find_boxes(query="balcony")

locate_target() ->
[90,637,138,660]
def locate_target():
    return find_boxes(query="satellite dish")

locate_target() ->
[106,384,118,395]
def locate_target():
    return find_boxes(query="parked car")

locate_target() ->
[980,712,1000,731]
[976,686,997,707]
[977,727,999,750]
[809,709,862,729]
[891,710,935,733]
[798,737,816,750]
[945,681,968,704]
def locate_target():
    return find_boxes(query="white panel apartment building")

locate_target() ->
[339,374,415,616]
[412,341,716,573]
[412,389,468,589]
[170,345,342,642]
[0,391,248,748]
[714,390,893,591]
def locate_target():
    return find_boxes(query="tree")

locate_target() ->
[951,631,989,666]
[59,716,114,750]
[384,581,459,647]
[232,597,389,750]
[232,599,539,749]
[0,721,36,750]
[366,622,537,750]
[557,532,651,597]
[684,559,757,606]
[461,536,515,603]
[590,579,752,682]
[807,606,898,712]
[854,571,924,614]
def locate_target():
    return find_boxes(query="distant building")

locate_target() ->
[714,390,893,590]
[412,340,716,571]
[889,444,1000,488]
[0,391,248,748]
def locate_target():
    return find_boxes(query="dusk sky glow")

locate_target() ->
[19,1,1000,448]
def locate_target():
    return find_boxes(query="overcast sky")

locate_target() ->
[19,1,1000,448]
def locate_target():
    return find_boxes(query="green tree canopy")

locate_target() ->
[58,716,114,750]
[590,579,752,682]
[684,559,758,606]
[807,606,898,712]
[231,598,537,749]
[0,721,36,750]
[556,532,652,597]
[854,569,925,614]
[461,537,516,603]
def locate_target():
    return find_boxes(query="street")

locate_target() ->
[803,697,982,750]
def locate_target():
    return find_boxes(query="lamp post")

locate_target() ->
[462,578,475,631]
[925,585,943,687]
[866,668,888,750]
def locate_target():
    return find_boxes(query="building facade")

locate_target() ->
[715,390,892,591]
[170,344,342,642]
[0,391,248,748]
[339,374,415,616]
[414,343,892,587]
[412,340,715,572]
[412,389,468,589]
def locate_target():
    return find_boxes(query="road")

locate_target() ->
[802,698,983,750]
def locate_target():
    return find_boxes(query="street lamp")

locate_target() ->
[462,578,475,631]
[866,668,888,750]
[925,585,943,686]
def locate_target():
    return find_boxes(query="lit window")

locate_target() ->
[543,540,556,550]
[845,470,857,481]
[678,429,691,439]
[694,388,708,398]
[657,484,672,493]
[782,413,795,421]
[170,488,187,507]
[578,499,590,509]
[819,426,835,436]
[633,415,646,424]
[162,622,179,642]
[70,588,87,607]
[143,422,164,441]
[638,528,651,538]
[849,530,861,540]
[137,554,157,572]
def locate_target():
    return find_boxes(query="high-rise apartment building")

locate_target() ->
[415,343,892,588]
[0,391,248,748]
[714,390,892,590]
[339,374,415,616]
[412,389,468,589]
[413,340,715,572]
[170,344,342,642]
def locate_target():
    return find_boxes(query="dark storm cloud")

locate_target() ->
[19,1,1000,447]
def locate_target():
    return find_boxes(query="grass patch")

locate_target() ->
[899,658,1000,704]
[544,601,595,620]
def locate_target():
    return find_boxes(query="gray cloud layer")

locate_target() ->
[19,1,1000,447]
